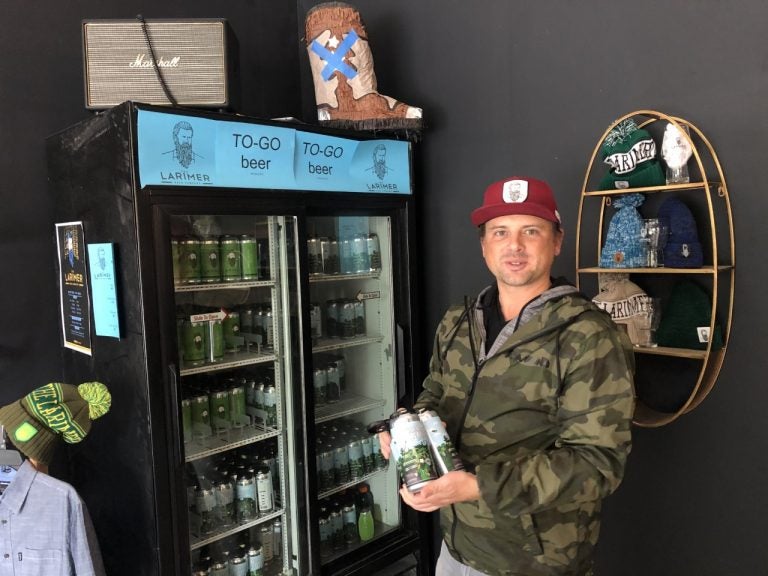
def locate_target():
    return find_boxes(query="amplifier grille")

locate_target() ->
[83,20,229,109]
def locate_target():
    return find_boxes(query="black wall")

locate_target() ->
[3,1,765,575]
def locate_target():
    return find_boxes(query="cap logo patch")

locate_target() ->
[502,180,528,203]
[13,421,38,443]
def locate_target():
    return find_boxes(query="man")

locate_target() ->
[382,176,635,575]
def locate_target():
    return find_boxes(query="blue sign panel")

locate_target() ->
[216,121,296,189]
[136,109,411,194]
[137,110,218,186]
[294,131,357,190]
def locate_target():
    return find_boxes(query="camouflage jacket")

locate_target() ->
[413,283,635,576]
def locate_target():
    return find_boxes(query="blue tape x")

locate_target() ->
[311,29,360,81]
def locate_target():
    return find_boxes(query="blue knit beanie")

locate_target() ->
[600,193,646,268]
[658,197,703,268]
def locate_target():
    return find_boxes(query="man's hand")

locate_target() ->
[399,470,480,512]
[377,431,392,460]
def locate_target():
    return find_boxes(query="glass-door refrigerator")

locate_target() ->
[46,103,429,576]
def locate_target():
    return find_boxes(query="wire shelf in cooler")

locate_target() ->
[319,519,397,565]
[189,506,284,551]
[180,349,278,377]
[309,271,380,283]
[175,279,275,292]
[185,424,281,462]
[317,467,388,501]
[312,335,383,354]
[315,393,385,424]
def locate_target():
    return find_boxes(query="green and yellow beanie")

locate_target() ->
[0,381,111,465]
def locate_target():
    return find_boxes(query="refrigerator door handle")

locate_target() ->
[396,323,407,401]
[167,364,183,467]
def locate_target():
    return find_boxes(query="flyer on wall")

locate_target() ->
[55,221,92,355]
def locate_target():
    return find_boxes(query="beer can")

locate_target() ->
[329,508,344,549]
[334,356,346,393]
[190,394,212,438]
[182,319,206,366]
[322,238,340,275]
[259,524,274,561]
[179,236,201,284]
[212,318,227,363]
[347,439,364,481]
[241,235,260,280]
[210,390,230,431]
[360,436,373,474]
[308,236,324,275]
[325,300,340,339]
[195,486,216,535]
[247,546,263,576]
[325,364,341,404]
[247,547,263,576]
[371,433,387,470]
[236,473,257,522]
[229,385,247,426]
[389,410,439,492]
[318,443,335,492]
[313,367,327,405]
[255,308,266,345]
[339,300,356,339]
[230,556,248,576]
[171,238,181,285]
[351,234,370,273]
[340,238,354,274]
[342,504,357,544]
[263,385,277,428]
[263,307,274,349]
[418,408,465,473]
[273,519,282,557]
[310,303,323,344]
[367,233,382,272]
[220,235,242,282]
[210,560,228,576]
[223,311,241,354]
[240,307,254,334]
[214,478,235,527]
[200,236,221,283]
[333,445,350,485]
[256,469,274,513]
[257,239,270,279]
[181,398,192,443]
[354,300,366,337]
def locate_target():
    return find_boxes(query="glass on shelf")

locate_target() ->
[640,219,669,268]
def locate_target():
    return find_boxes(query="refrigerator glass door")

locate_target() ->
[306,215,401,564]
[170,213,302,575]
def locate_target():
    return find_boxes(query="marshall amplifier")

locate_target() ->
[82,18,236,110]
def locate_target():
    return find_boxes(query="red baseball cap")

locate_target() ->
[470,176,561,227]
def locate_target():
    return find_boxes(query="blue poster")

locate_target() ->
[137,110,218,186]
[215,120,296,189]
[294,131,357,190]
[87,243,121,339]
[350,139,411,194]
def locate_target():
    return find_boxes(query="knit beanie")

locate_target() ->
[658,196,703,268]
[0,382,111,465]
[592,276,649,345]
[599,119,666,190]
[656,280,722,350]
[600,193,647,268]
